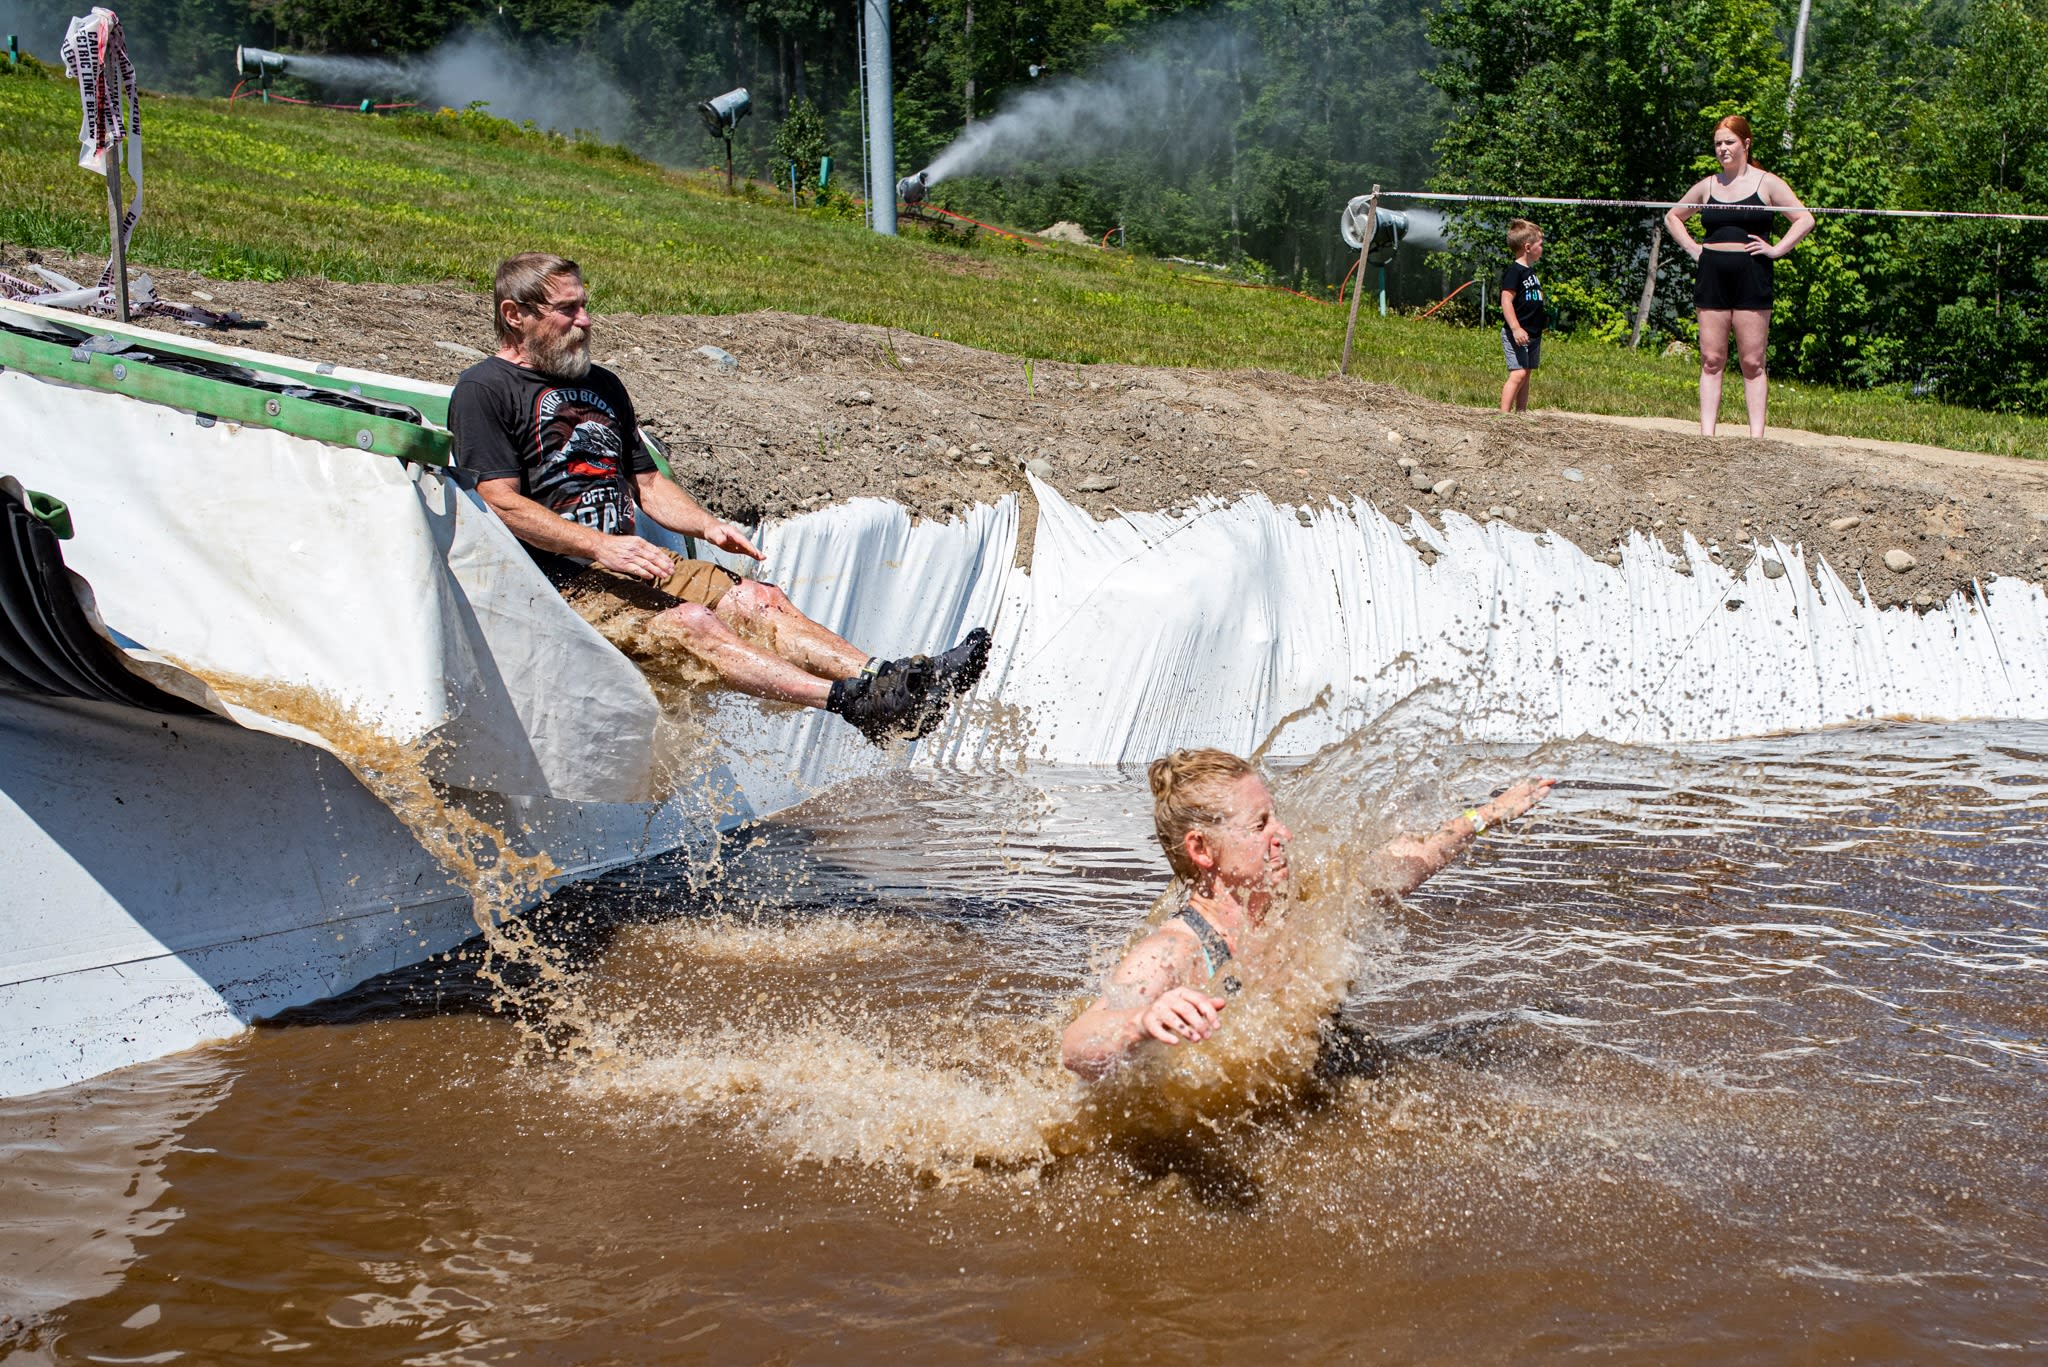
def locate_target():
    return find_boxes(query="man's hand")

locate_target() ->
[591,534,677,583]
[700,519,765,561]
[1512,326,1530,346]
[1139,987,1228,1045]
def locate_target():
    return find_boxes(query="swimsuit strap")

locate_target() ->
[1173,908,1235,978]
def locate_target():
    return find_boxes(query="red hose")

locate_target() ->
[1417,277,1477,321]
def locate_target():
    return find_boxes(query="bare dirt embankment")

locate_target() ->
[29,252,2048,603]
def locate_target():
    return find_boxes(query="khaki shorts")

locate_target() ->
[559,560,741,664]
[561,559,738,611]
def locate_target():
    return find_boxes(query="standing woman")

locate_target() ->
[1664,115,1816,437]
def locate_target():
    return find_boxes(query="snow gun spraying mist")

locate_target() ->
[227,31,631,141]
[900,21,1252,197]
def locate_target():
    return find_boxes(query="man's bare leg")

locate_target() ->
[648,603,831,706]
[714,580,869,679]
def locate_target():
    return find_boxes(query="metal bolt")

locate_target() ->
[111,363,127,381]
[355,430,374,450]
[265,398,281,416]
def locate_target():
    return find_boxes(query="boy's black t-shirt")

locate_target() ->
[1499,261,1548,334]
[447,356,657,582]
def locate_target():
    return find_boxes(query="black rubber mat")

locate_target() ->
[0,485,203,713]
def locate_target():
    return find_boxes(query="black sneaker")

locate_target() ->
[876,627,991,700]
[928,627,992,697]
[827,669,929,746]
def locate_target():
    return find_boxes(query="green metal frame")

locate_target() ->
[0,324,450,466]
[92,329,455,425]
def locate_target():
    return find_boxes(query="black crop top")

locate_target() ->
[1699,188,1773,244]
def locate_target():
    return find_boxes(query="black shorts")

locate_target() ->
[1694,247,1773,311]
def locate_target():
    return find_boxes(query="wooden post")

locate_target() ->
[1339,184,1378,377]
[103,136,130,323]
[1629,217,1662,350]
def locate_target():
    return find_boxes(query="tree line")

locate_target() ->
[14,0,2046,411]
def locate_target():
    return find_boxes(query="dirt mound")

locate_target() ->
[17,248,2046,601]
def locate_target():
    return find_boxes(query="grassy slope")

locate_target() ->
[3,71,2044,458]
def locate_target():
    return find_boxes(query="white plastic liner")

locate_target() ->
[14,356,2047,800]
[723,478,2048,771]
[7,369,664,802]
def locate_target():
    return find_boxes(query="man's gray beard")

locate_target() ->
[528,327,592,381]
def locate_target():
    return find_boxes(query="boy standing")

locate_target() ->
[1499,219,1547,412]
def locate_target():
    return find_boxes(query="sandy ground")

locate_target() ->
[16,250,2048,602]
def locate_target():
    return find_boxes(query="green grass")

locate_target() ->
[4,69,2045,459]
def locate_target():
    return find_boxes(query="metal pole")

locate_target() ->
[103,135,130,323]
[1784,0,1812,149]
[1377,266,1387,318]
[1338,185,1378,376]
[862,0,896,236]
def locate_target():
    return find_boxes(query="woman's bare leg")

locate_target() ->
[1733,309,1771,438]
[1697,309,1732,435]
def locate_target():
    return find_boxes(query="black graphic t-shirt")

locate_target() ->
[448,357,657,582]
[1498,261,1548,335]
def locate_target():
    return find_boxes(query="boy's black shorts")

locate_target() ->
[1502,329,1541,373]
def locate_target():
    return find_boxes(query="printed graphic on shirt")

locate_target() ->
[1500,261,1548,334]
[527,386,636,536]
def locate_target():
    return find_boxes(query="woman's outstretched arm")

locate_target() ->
[1364,777,1557,898]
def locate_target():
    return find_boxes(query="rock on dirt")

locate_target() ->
[28,250,2046,600]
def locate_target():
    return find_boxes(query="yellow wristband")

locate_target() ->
[1464,808,1486,834]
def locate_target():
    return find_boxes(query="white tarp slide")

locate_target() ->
[718,478,2048,770]
[15,349,2047,794]
[6,368,664,802]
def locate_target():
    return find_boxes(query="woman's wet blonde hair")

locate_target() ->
[1148,748,1257,881]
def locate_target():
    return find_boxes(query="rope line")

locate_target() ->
[1381,189,2048,224]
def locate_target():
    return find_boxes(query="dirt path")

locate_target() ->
[18,250,2047,601]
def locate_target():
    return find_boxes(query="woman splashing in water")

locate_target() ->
[1060,749,1555,1080]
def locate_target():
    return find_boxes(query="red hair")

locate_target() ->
[1714,114,1754,145]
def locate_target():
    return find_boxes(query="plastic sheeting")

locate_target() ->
[6,368,665,802]
[719,478,2048,771]
[15,349,2048,802]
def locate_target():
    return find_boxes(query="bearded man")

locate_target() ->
[448,252,987,743]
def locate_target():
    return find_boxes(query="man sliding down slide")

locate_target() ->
[449,252,989,744]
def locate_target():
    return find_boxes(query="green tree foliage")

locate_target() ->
[1902,0,2048,409]
[12,0,2044,411]
[1428,0,2048,411]
[932,0,1444,287]
[770,95,828,190]
[1425,0,1789,332]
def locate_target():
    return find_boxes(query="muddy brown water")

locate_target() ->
[4,721,2046,1362]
